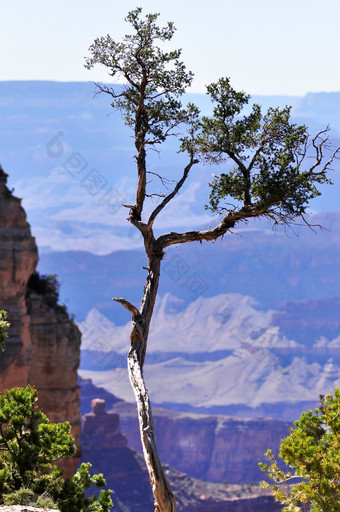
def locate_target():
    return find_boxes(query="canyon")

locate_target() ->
[2,80,340,511]
[80,377,289,485]
[0,166,282,510]
[2,160,339,511]
[116,403,289,485]
[78,290,340,421]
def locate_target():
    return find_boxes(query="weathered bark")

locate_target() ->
[114,241,176,511]
[128,348,176,512]
[115,204,243,511]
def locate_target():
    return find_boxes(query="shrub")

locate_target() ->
[0,386,112,511]
[259,388,340,512]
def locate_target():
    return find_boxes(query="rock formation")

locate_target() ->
[0,166,81,475]
[81,397,154,511]
[79,376,123,416]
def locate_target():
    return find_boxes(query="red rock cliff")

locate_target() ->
[0,168,38,388]
[0,166,81,474]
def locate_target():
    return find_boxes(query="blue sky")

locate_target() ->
[2,0,340,95]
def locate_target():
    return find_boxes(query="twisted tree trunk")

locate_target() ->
[114,245,176,512]
[128,347,176,512]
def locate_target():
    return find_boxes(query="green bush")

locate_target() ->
[259,388,340,512]
[27,272,60,307]
[0,386,112,511]
[3,487,58,509]
[3,488,34,505]
[35,493,58,509]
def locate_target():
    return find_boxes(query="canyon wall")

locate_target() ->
[187,496,281,512]
[271,295,340,346]
[0,167,81,474]
[81,394,281,512]
[113,401,289,484]
[80,377,288,486]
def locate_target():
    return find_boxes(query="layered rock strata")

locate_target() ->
[80,377,288,485]
[0,167,81,475]
[113,400,289,484]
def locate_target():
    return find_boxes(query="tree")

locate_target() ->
[85,8,340,511]
[259,388,340,512]
[0,385,112,511]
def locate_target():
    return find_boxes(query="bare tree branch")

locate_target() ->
[146,171,176,190]
[112,297,140,317]
[145,192,166,198]
[148,154,198,228]
[307,127,340,174]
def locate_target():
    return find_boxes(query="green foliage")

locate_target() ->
[2,487,58,508]
[87,8,337,229]
[3,487,35,505]
[35,493,58,509]
[27,272,69,315]
[85,7,199,148]
[0,310,10,351]
[259,388,340,511]
[0,386,112,511]
[0,386,74,495]
[196,77,332,224]
[57,463,112,512]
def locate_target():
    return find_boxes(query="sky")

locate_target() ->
[1,0,340,96]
